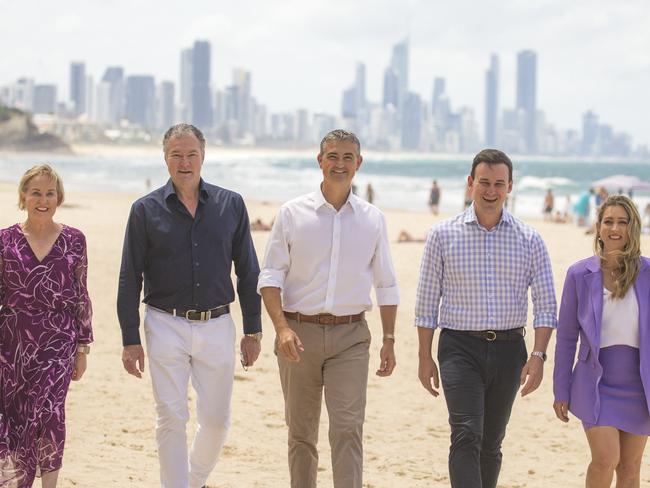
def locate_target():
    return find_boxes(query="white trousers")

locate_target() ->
[144,306,236,488]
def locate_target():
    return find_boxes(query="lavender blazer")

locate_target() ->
[553,255,650,423]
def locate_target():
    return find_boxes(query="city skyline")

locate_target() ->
[1,0,648,146]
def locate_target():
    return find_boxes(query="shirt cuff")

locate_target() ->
[375,285,400,306]
[415,316,438,329]
[242,314,262,334]
[121,327,142,346]
[257,269,285,295]
[533,313,558,329]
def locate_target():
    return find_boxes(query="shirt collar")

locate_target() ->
[311,186,356,212]
[463,202,513,228]
[164,178,209,202]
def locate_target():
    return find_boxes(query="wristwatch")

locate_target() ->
[530,351,547,362]
[245,332,263,343]
[76,344,90,355]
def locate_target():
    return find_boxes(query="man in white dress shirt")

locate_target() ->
[258,129,399,488]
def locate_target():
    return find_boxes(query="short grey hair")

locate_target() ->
[162,123,206,154]
[319,129,361,155]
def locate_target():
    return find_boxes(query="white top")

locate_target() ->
[257,189,400,314]
[601,287,639,348]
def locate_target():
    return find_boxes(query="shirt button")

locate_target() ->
[195,262,199,266]
[196,283,200,287]
[194,243,198,247]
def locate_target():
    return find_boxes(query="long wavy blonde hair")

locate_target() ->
[594,195,641,298]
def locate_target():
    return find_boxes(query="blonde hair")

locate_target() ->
[594,195,641,298]
[18,164,65,210]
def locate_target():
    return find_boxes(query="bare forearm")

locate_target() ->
[259,287,291,333]
[417,326,436,358]
[532,326,553,353]
[379,305,397,337]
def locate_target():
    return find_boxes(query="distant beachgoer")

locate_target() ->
[573,189,592,227]
[554,195,650,487]
[397,230,426,243]
[366,183,375,204]
[429,180,441,215]
[552,211,568,223]
[543,189,554,221]
[595,187,608,207]
[251,218,272,231]
[643,204,650,234]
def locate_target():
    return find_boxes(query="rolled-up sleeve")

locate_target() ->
[371,213,399,305]
[415,227,443,329]
[529,233,558,329]
[257,207,290,293]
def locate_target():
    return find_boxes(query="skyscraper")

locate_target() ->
[191,40,213,129]
[33,84,57,114]
[180,48,193,122]
[158,81,176,130]
[390,39,409,113]
[125,75,156,128]
[431,77,446,116]
[485,54,499,146]
[69,62,86,116]
[382,67,398,108]
[341,62,367,120]
[516,50,537,153]
[101,66,125,124]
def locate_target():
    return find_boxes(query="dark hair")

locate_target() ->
[319,129,361,155]
[471,149,513,182]
[163,123,206,154]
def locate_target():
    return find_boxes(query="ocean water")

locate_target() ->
[1,150,649,219]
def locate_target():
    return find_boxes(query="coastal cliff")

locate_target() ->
[0,106,70,152]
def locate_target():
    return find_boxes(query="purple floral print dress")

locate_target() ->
[0,224,92,487]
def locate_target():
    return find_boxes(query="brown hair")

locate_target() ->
[471,149,513,182]
[594,195,641,298]
[18,164,65,209]
[162,123,206,155]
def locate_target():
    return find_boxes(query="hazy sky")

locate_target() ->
[2,0,649,146]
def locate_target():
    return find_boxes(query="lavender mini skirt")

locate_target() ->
[582,345,650,436]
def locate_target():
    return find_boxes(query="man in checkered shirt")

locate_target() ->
[415,149,557,488]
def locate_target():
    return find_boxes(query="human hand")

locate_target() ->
[276,326,304,362]
[520,356,544,396]
[72,352,87,381]
[418,356,440,397]
[376,341,396,377]
[553,401,570,422]
[122,344,145,378]
[240,336,262,368]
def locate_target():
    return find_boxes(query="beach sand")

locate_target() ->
[1,179,649,487]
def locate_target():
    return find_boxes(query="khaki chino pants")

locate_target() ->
[278,317,371,488]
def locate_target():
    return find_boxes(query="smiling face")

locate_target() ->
[598,204,630,253]
[317,140,362,190]
[164,133,204,190]
[21,174,59,221]
[468,162,512,219]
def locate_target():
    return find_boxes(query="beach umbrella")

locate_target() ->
[591,174,650,191]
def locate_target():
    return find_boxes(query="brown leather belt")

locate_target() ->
[150,304,230,321]
[452,327,525,342]
[284,311,364,325]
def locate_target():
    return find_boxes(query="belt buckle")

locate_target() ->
[318,314,334,325]
[485,330,497,341]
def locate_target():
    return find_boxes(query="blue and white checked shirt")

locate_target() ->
[415,204,557,331]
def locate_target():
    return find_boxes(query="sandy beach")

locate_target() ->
[1,178,649,488]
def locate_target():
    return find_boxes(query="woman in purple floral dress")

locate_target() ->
[0,165,92,488]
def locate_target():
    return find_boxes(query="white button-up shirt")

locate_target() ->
[257,189,400,315]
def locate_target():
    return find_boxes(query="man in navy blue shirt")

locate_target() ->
[117,123,262,488]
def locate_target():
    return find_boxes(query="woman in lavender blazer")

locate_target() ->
[553,195,650,487]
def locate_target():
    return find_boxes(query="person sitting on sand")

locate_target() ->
[251,218,272,231]
[397,230,426,243]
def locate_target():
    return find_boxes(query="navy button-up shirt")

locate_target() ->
[117,179,262,345]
